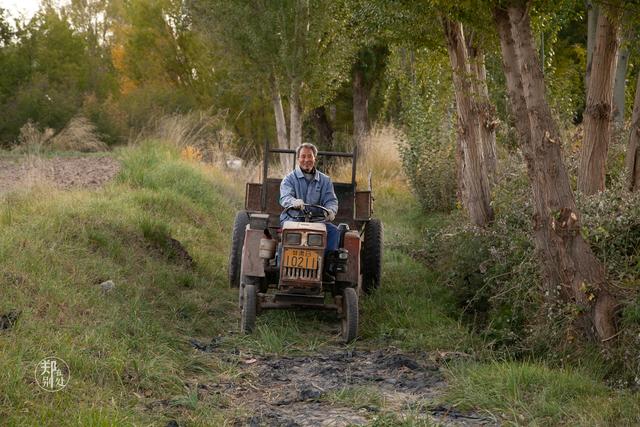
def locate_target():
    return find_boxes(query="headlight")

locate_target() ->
[307,233,323,247]
[285,232,301,245]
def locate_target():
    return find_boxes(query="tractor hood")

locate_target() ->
[281,222,326,233]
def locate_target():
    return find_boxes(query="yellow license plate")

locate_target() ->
[283,249,319,270]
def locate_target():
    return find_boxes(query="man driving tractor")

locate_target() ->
[279,142,340,254]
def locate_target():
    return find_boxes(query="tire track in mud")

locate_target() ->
[191,342,496,426]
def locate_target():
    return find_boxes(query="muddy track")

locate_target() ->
[0,156,120,195]
[190,341,496,426]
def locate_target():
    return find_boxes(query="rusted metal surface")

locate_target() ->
[245,183,262,212]
[241,228,266,277]
[336,231,361,284]
[355,191,372,220]
[257,292,337,310]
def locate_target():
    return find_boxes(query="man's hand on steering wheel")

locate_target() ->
[284,203,331,222]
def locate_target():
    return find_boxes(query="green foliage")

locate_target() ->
[385,46,458,212]
[0,6,118,146]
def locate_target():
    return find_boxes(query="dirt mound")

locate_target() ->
[0,156,120,195]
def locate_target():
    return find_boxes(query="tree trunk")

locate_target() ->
[625,72,640,190]
[613,43,629,126]
[468,43,498,183]
[578,7,620,195]
[311,106,334,150]
[353,67,370,154]
[442,16,493,227]
[586,1,599,94]
[289,79,303,149]
[494,7,561,293]
[270,75,291,170]
[499,3,617,343]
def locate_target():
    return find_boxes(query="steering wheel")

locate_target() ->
[283,203,331,223]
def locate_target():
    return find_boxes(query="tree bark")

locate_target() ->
[578,7,620,195]
[442,17,493,227]
[586,1,599,94]
[468,43,498,183]
[270,74,291,170]
[311,106,334,150]
[613,43,629,126]
[625,72,640,191]
[495,3,617,343]
[494,7,561,293]
[289,79,303,149]
[353,67,370,154]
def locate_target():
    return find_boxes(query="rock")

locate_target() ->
[0,310,20,330]
[99,280,115,293]
[298,384,322,401]
[189,337,220,353]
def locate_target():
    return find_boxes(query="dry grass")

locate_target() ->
[14,117,108,153]
[145,110,236,165]
[331,125,406,189]
[50,116,108,152]
[14,121,55,154]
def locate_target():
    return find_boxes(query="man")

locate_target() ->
[279,143,339,251]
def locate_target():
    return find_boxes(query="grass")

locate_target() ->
[443,360,640,426]
[0,141,240,425]
[1,127,639,425]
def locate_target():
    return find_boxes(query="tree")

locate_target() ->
[442,16,494,226]
[192,0,355,168]
[625,72,640,190]
[494,1,617,342]
[613,32,631,126]
[578,2,621,195]
[467,32,498,183]
[352,45,388,153]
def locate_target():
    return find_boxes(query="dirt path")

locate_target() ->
[0,155,120,195]
[189,340,496,426]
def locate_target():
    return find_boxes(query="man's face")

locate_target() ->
[297,147,316,172]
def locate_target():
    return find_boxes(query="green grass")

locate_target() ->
[1,144,639,425]
[0,141,241,425]
[443,361,640,426]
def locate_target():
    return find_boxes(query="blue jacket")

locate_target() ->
[279,166,338,223]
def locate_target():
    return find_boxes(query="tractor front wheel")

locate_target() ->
[229,211,250,288]
[240,284,257,334]
[341,287,358,343]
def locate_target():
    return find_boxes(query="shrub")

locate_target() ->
[49,116,109,152]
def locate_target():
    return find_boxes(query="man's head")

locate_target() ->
[296,143,318,173]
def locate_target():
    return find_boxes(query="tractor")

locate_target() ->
[228,143,383,342]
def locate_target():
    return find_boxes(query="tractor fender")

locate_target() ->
[335,230,360,284]
[241,228,266,278]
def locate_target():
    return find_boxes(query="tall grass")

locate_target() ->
[49,116,108,152]
[0,142,240,425]
[331,125,406,189]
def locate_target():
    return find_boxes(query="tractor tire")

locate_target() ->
[341,287,358,343]
[240,284,257,334]
[361,218,383,294]
[229,211,250,288]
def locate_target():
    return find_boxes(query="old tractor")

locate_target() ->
[228,144,383,342]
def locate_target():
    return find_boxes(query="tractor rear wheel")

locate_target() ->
[361,218,383,294]
[240,284,257,334]
[341,287,358,343]
[229,211,250,288]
